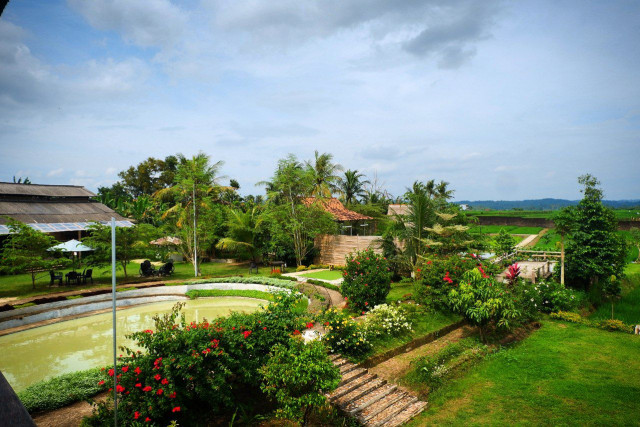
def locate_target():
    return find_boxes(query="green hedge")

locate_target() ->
[185,289,275,301]
[175,276,298,289]
[18,368,103,413]
[550,311,635,333]
[305,278,341,292]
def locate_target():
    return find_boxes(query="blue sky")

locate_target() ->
[0,0,639,201]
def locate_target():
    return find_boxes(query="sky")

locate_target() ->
[0,0,639,201]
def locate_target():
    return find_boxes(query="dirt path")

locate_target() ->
[369,326,475,383]
[516,234,538,248]
[32,393,106,427]
[527,228,550,248]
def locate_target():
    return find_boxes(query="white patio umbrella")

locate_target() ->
[48,239,93,253]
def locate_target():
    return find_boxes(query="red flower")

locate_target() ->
[243,330,252,339]
[134,367,142,375]
[416,268,421,272]
[143,386,152,392]
[172,407,181,413]
[157,389,163,395]
[293,329,301,335]
[145,417,151,422]
[108,368,115,377]
[98,380,105,386]
[116,385,125,393]
[121,366,129,373]
[427,261,432,265]
[364,302,368,306]
[306,322,313,329]
[134,412,140,420]
[161,378,169,385]
[169,392,177,398]
[144,329,153,334]
[154,374,161,381]
[263,327,267,330]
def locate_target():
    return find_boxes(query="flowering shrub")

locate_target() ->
[341,249,392,311]
[86,292,307,425]
[513,280,582,316]
[413,254,498,308]
[447,268,521,342]
[362,304,412,337]
[320,308,371,357]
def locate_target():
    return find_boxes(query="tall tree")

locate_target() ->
[305,151,343,197]
[396,181,436,268]
[118,155,178,197]
[339,169,369,205]
[0,219,70,289]
[553,207,574,285]
[263,155,336,266]
[564,174,627,291]
[156,153,226,274]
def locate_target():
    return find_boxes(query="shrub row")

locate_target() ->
[305,278,340,292]
[550,311,636,333]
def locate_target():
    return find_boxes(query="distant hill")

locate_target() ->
[454,198,640,211]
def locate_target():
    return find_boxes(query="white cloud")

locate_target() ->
[67,0,187,48]
[47,168,64,177]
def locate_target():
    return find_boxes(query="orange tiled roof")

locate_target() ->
[303,197,373,222]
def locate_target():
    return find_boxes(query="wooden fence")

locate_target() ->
[314,235,384,265]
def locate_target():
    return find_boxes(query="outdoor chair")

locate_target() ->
[80,268,93,284]
[249,262,259,274]
[158,261,174,277]
[66,271,81,285]
[49,270,63,286]
[139,260,157,277]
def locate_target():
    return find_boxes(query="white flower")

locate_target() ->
[530,298,534,302]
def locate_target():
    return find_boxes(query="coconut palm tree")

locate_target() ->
[216,207,263,263]
[305,150,343,197]
[339,169,369,205]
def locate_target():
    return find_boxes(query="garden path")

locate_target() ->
[515,234,538,248]
[32,392,106,426]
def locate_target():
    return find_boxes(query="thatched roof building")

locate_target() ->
[0,182,131,237]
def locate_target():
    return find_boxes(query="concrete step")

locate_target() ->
[339,362,359,375]
[365,394,418,427]
[328,353,341,361]
[384,401,428,427]
[338,367,368,388]
[359,390,407,423]
[329,373,377,401]
[335,377,386,407]
[345,383,397,415]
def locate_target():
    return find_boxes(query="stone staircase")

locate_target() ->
[328,354,427,426]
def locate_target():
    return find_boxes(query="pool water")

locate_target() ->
[0,297,264,392]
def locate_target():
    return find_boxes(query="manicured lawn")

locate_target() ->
[387,282,414,303]
[299,269,344,281]
[409,320,640,426]
[590,264,640,325]
[0,261,273,300]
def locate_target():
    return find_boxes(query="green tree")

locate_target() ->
[262,155,336,266]
[118,156,178,197]
[339,169,369,205]
[553,207,575,285]
[447,269,521,343]
[493,228,516,259]
[216,207,263,262]
[156,152,226,273]
[564,174,627,291]
[83,223,158,278]
[260,339,340,426]
[0,219,70,289]
[396,181,436,269]
[305,150,343,197]
[629,227,640,263]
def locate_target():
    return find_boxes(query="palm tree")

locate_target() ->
[216,207,263,263]
[435,180,454,200]
[305,150,343,198]
[340,170,369,205]
[397,181,436,268]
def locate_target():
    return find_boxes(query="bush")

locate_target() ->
[296,265,309,272]
[596,319,632,333]
[362,303,412,337]
[189,276,298,287]
[341,249,392,311]
[305,278,340,291]
[319,308,371,357]
[550,311,634,334]
[413,254,495,308]
[260,339,340,426]
[550,311,584,323]
[513,280,583,317]
[447,269,521,342]
[18,368,103,413]
[85,292,307,425]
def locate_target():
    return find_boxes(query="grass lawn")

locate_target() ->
[469,225,543,235]
[299,269,344,281]
[0,261,273,300]
[410,320,640,426]
[387,281,414,303]
[532,229,562,251]
[590,264,640,325]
